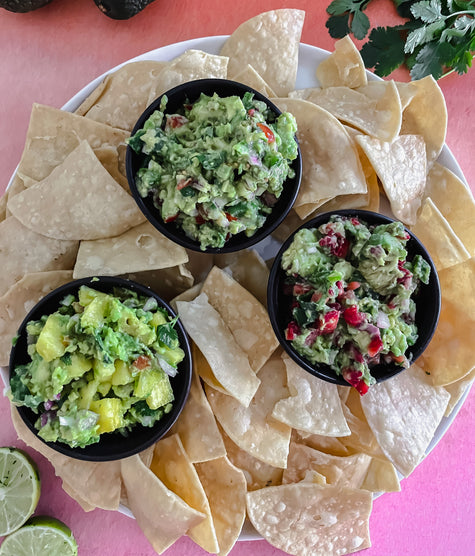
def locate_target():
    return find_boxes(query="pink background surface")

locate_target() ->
[0,1,474,555]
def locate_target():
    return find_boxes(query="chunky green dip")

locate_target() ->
[282,215,431,394]
[9,286,184,448]
[128,91,298,250]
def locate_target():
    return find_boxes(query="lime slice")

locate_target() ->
[0,447,41,536]
[0,516,78,556]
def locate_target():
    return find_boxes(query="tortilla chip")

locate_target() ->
[360,364,450,476]
[272,356,350,437]
[190,342,228,395]
[410,197,470,271]
[246,483,372,555]
[61,481,96,512]
[294,429,350,457]
[424,162,475,256]
[124,264,194,301]
[420,258,475,385]
[228,64,276,97]
[8,140,145,240]
[176,293,260,407]
[395,81,419,110]
[316,35,367,89]
[79,61,168,131]
[201,266,278,372]
[0,270,73,366]
[205,353,291,469]
[291,80,402,142]
[121,454,205,554]
[94,146,129,191]
[73,221,188,279]
[194,456,247,556]
[17,103,128,184]
[356,134,426,225]
[151,434,219,554]
[218,423,283,491]
[213,249,269,307]
[274,98,366,209]
[283,442,371,489]
[11,407,121,510]
[294,199,333,220]
[170,283,203,311]
[220,9,304,97]
[340,402,385,458]
[400,75,447,165]
[360,457,401,493]
[443,368,475,417]
[0,216,77,297]
[147,50,229,105]
[0,193,8,223]
[170,368,226,463]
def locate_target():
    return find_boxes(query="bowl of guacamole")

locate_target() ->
[126,78,302,253]
[8,276,192,461]
[267,210,440,395]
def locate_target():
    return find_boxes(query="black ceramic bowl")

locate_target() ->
[9,276,192,461]
[267,209,441,387]
[126,78,302,254]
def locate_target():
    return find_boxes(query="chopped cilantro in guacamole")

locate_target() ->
[128,91,298,250]
[9,286,184,448]
[282,215,431,395]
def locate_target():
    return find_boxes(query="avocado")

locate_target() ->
[0,0,53,12]
[93,0,155,19]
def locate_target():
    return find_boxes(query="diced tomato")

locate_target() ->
[225,212,238,222]
[164,214,179,223]
[247,108,256,116]
[285,321,300,341]
[397,260,413,289]
[195,214,206,225]
[347,281,360,291]
[351,218,360,226]
[391,353,406,364]
[367,336,383,358]
[335,280,345,296]
[341,367,369,395]
[132,355,151,370]
[343,305,365,327]
[257,123,275,143]
[318,309,340,334]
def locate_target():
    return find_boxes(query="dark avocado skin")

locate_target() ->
[0,0,53,12]
[94,0,155,19]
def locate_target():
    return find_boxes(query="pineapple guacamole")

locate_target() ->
[128,91,299,250]
[9,286,185,448]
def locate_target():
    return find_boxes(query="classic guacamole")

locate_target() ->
[281,215,430,394]
[9,286,185,448]
[128,91,298,250]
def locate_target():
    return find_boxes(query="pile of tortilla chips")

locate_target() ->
[1,8,474,556]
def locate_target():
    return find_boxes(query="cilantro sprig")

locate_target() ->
[326,0,475,79]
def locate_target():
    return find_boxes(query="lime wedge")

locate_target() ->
[0,516,78,556]
[0,447,41,536]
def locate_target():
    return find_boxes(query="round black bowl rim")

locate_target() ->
[267,209,441,387]
[9,276,192,461]
[126,77,302,254]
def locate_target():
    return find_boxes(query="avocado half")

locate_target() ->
[93,0,155,19]
[0,0,53,12]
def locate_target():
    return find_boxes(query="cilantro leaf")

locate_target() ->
[361,26,408,76]
[410,41,452,78]
[326,13,351,38]
[405,18,446,52]
[410,0,443,23]
[157,318,179,349]
[351,9,371,39]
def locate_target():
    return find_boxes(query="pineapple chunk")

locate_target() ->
[90,398,123,433]
[36,314,67,362]
[111,360,133,386]
[93,358,116,381]
[81,295,109,330]
[67,354,93,379]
